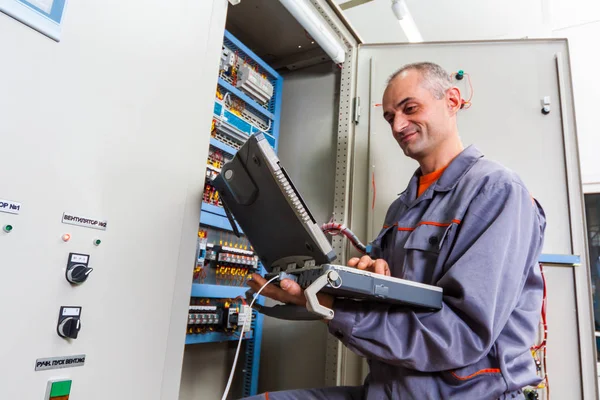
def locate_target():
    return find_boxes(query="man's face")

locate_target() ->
[382,70,454,160]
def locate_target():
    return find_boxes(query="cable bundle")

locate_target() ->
[530,263,549,399]
[321,222,367,255]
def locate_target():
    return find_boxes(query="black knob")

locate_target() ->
[57,317,81,339]
[66,264,93,284]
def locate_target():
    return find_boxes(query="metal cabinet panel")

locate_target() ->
[349,39,597,399]
[0,1,228,399]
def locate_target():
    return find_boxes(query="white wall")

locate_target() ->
[549,0,600,189]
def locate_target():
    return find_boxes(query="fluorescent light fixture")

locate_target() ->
[399,13,423,42]
[391,0,407,19]
[391,0,423,43]
[278,0,346,64]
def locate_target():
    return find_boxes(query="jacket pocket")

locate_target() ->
[403,223,454,253]
[441,366,506,400]
[402,224,453,282]
[441,344,503,384]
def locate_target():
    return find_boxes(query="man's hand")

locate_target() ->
[247,273,335,322]
[247,256,389,317]
[247,273,306,306]
[348,255,391,276]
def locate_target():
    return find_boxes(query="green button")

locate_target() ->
[50,380,72,397]
[94,239,101,246]
[3,225,13,233]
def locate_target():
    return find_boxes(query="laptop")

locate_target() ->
[211,134,442,320]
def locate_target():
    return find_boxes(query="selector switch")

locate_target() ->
[57,306,82,339]
[58,318,80,339]
[66,253,93,284]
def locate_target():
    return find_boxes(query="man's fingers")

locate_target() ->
[247,276,282,301]
[280,279,303,297]
[280,279,306,305]
[249,273,267,286]
[347,257,360,267]
[247,274,305,306]
[373,259,391,276]
[356,255,374,270]
[247,273,284,301]
[348,257,390,276]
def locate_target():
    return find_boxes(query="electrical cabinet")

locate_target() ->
[186,29,283,398]
[351,39,595,400]
[0,1,228,399]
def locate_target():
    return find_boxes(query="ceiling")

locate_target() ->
[332,0,550,43]
[225,0,551,70]
[226,0,327,66]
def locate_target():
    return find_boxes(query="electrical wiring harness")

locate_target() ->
[321,222,367,255]
[531,263,550,399]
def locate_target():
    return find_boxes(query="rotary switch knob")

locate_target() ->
[57,306,82,340]
[57,317,81,339]
[65,253,93,284]
[66,264,93,284]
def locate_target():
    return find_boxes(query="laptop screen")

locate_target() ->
[212,134,336,272]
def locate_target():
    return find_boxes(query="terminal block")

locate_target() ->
[236,64,274,105]
[210,244,258,268]
[187,305,224,334]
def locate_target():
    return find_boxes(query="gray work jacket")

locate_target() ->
[328,145,546,399]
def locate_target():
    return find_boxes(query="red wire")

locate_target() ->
[234,295,247,306]
[531,263,549,399]
[451,71,474,109]
[533,263,547,350]
[322,225,366,253]
[541,263,549,400]
[372,172,376,210]
[464,73,474,103]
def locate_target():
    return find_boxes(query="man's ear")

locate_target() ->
[446,87,462,115]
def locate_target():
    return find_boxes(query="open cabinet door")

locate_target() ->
[348,40,598,399]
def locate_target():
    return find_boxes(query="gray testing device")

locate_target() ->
[212,134,443,320]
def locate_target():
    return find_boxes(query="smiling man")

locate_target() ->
[245,62,547,400]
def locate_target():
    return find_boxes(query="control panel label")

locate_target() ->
[61,307,81,317]
[0,199,21,215]
[35,355,86,371]
[62,212,107,230]
[70,254,88,263]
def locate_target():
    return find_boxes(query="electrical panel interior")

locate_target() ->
[187,298,253,336]
[194,227,258,287]
[187,29,283,399]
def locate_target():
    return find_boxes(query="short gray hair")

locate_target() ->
[387,62,453,100]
